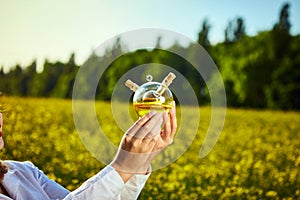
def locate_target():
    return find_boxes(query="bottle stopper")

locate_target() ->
[125,79,139,92]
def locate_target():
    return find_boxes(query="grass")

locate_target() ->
[0,96,299,199]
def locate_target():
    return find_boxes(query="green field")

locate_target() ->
[0,96,299,199]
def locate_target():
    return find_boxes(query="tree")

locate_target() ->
[224,17,246,43]
[197,19,211,48]
[155,36,162,49]
[234,18,246,41]
[50,53,79,98]
[273,3,291,32]
[20,60,37,96]
[224,21,234,43]
[271,3,292,60]
[111,37,122,58]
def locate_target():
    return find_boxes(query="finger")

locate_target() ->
[145,114,163,138]
[135,112,163,138]
[126,111,156,136]
[169,101,177,138]
[161,111,171,141]
[161,101,177,143]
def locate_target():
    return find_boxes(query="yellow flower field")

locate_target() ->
[0,96,299,199]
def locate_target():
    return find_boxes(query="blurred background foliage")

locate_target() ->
[0,3,299,110]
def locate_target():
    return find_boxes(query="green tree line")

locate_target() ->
[0,3,299,110]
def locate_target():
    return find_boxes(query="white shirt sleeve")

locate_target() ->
[120,172,151,200]
[63,165,150,200]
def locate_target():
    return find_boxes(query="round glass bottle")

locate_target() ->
[125,73,176,117]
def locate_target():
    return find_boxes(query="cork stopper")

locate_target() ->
[162,72,176,87]
[125,79,140,92]
[155,72,176,96]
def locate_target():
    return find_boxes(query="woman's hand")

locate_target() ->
[110,102,177,182]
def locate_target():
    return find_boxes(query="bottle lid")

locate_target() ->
[163,72,176,87]
[125,79,139,92]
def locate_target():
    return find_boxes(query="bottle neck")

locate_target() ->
[155,83,168,96]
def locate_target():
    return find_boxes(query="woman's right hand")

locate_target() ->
[110,102,177,182]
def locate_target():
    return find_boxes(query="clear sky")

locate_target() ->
[1,0,299,72]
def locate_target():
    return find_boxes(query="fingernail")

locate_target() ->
[163,111,168,117]
[159,117,163,125]
[149,111,156,116]
[170,107,174,114]
[157,112,163,117]
[162,112,168,123]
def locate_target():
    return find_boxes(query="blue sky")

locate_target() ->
[0,0,299,72]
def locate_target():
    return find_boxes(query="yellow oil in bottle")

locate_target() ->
[133,98,172,117]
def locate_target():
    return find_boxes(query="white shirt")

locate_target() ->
[1,161,150,200]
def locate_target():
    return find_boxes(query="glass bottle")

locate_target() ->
[125,73,176,117]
